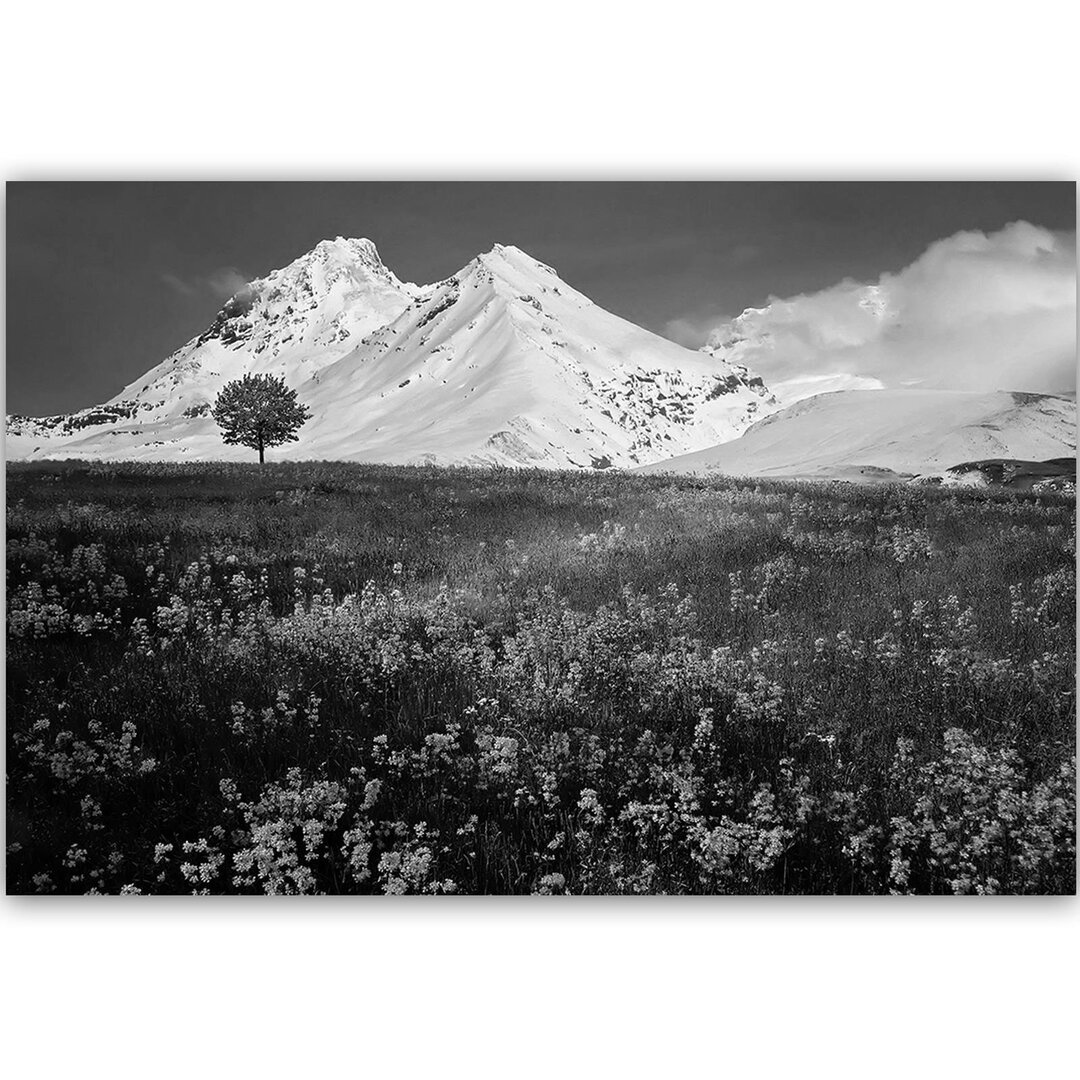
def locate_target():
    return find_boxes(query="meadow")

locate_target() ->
[5,461,1075,895]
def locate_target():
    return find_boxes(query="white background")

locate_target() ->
[2,2,1077,1077]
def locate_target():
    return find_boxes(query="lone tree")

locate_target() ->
[211,373,312,464]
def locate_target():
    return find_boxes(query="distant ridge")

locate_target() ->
[638,388,1077,482]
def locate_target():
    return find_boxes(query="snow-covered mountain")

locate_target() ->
[6,238,419,458]
[288,244,777,467]
[638,389,1077,482]
[6,240,777,468]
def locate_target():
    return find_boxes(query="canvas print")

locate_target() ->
[5,180,1075,895]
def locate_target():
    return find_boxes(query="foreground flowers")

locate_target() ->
[6,462,1075,894]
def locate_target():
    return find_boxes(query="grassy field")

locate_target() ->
[5,460,1075,894]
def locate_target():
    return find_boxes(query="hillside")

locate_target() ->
[638,389,1077,481]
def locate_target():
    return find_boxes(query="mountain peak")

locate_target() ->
[293,236,391,277]
[478,243,559,277]
[247,236,415,305]
[79,236,419,414]
[454,244,567,300]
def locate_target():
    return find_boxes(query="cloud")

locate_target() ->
[160,272,195,297]
[664,310,734,348]
[205,267,250,299]
[160,266,250,301]
[703,221,1077,394]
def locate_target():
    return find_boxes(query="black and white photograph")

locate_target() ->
[6,180,1075,896]
[2,7,1078,1074]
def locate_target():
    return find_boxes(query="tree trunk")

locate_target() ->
[258,442,264,465]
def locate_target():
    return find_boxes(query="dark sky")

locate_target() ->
[6,181,1076,415]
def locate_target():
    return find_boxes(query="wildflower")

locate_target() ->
[535,872,567,895]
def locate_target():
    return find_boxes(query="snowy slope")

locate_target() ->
[7,242,777,468]
[638,389,1077,481]
[769,372,885,404]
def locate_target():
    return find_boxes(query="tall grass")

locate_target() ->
[6,461,1075,894]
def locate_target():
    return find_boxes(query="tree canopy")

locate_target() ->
[210,373,312,463]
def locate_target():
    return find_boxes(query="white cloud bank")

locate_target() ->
[704,221,1076,394]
